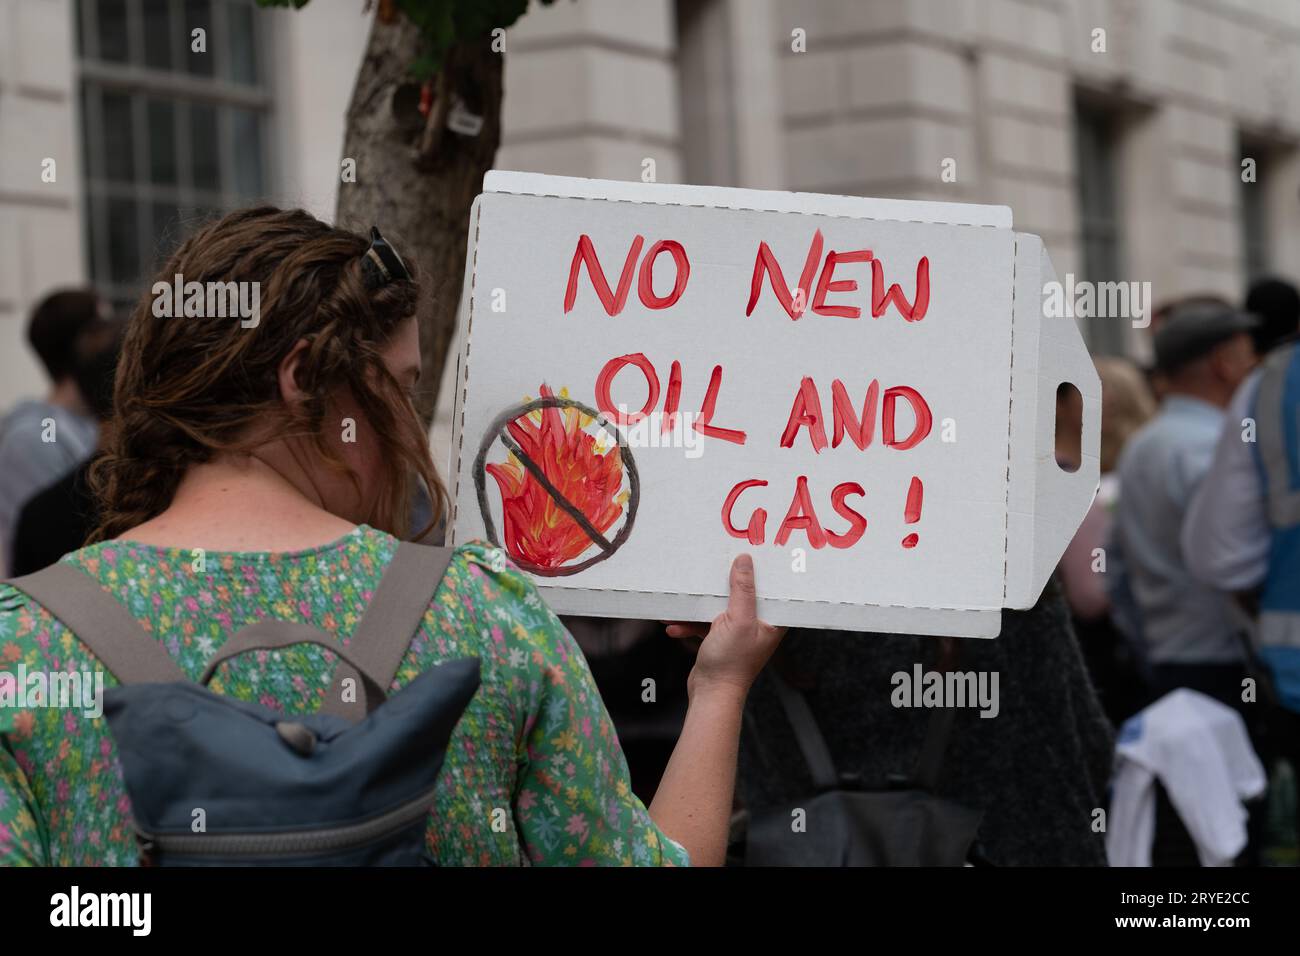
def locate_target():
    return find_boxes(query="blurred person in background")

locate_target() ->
[10,323,124,575]
[1245,276,1300,358]
[1183,276,1300,847]
[0,290,112,575]
[1145,295,1235,403]
[1111,301,1258,711]
[730,589,1115,866]
[1059,357,1157,725]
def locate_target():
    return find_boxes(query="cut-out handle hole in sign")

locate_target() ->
[1054,381,1082,474]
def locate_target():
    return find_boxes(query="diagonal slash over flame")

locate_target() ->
[486,384,630,569]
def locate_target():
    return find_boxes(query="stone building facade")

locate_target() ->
[3,0,1298,421]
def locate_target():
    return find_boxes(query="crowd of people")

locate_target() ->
[1057,281,1300,865]
[0,203,1296,866]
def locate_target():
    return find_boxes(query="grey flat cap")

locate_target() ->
[1154,302,1258,371]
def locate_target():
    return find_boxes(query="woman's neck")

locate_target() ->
[116,455,359,552]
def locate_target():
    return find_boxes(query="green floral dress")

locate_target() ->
[0,527,688,866]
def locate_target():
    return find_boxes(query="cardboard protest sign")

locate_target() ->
[448,172,1099,637]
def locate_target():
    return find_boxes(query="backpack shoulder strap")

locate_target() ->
[766,639,962,795]
[911,706,958,792]
[320,542,455,716]
[767,668,839,792]
[4,563,186,684]
[911,640,963,792]
[201,619,387,718]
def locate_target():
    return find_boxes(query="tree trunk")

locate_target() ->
[335,13,503,425]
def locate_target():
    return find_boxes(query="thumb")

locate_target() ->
[725,553,758,625]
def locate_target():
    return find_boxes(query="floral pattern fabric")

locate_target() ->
[0,527,688,867]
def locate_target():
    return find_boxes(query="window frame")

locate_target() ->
[1072,96,1128,357]
[1238,134,1271,282]
[76,0,272,310]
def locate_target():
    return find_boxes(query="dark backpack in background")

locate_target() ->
[744,668,985,866]
[7,542,480,866]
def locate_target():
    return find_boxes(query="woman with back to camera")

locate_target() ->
[0,206,783,866]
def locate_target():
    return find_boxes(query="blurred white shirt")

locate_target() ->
[1181,371,1271,593]
[1112,396,1241,664]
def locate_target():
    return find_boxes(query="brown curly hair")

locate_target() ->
[88,206,446,543]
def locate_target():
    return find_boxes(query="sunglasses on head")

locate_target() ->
[361,226,412,289]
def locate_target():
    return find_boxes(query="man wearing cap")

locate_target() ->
[1110,301,1258,707]
[0,289,113,575]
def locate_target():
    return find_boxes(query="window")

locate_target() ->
[675,0,737,187]
[77,0,271,313]
[1073,98,1126,355]
[1239,135,1270,281]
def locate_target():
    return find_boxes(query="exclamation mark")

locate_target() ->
[901,476,923,549]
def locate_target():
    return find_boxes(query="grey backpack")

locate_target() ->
[744,669,985,866]
[6,542,480,866]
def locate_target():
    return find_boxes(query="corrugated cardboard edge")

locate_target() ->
[483,170,1012,228]
[1003,234,1102,608]
[446,194,482,540]
[449,173,1089,638]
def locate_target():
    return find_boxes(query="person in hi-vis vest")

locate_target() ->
[1184,336,1300,842]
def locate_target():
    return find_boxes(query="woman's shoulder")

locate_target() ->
[0,532,528,617]
[0,547,96,619]
[0,542,140,647]
[0,549,110,737]
[0,579,35,633]
[425,538,557,637]
[0,533,568,677]
[439,539,539,595]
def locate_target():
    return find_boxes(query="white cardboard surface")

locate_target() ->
[449,173,1098,638]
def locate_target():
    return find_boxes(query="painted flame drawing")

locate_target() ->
[486,384,630,569]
